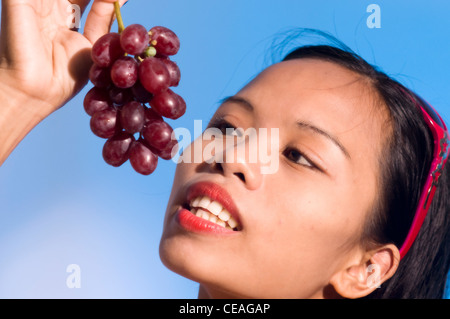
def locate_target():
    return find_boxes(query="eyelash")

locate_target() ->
[282,148,316,170]
[208,118,319,170]
[208,117,238,135]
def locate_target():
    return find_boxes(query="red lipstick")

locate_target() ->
[176,208,235,234]
[176,181,242,235]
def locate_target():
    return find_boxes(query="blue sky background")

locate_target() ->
[0,0,449,298]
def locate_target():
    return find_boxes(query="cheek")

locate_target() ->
[245,172,366,271]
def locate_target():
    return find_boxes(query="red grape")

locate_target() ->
[108,86,133,106]
[120,24,150,55]
[120,101,145,134]
[90,107,118,139]
[152,139,179,160]
[139,57,170,94]
[102,132,135,167]
[160,58,181,87]
[129,140,158,175]
[144,107,163,124]
[142,120,174,150]
[150,89,186,120]
[176,94,187,117]
[110,56,139,89]
[131,81,153,103]
[89,64,111,88]
[91,33,125,67]
[84,87,112,116]
[149,26,180,56]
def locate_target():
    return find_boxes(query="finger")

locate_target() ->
[83,0,128,44]
[69,0,91,16]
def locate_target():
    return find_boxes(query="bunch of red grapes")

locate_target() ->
[84,24,184,175]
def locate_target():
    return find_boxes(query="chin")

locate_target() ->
[158,230,245,298]
[158,223,209,283]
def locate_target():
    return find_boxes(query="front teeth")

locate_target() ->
[207,200,223,216]
[218,210,231,222]
[197,197,211,209]
[190,196,239,230]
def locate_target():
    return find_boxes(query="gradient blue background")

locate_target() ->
[0,0,449,298]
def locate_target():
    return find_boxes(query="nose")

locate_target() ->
[205,133,263,190]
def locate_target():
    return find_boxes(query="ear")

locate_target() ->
[328,244,400,299]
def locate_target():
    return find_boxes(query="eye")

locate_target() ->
[283,148,314,168]
[208,118,242,137]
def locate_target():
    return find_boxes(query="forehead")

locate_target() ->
[240,58,375,113]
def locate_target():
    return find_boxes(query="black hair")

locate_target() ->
[282,38,450,299]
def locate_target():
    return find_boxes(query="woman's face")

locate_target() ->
[159,59,388,298]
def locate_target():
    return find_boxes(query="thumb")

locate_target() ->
[83,0,128,44]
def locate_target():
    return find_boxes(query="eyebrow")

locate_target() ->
[220,96,254,112]
[221,95,351,159]
[296,121,351,159]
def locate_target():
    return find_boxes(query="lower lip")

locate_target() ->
[176,207,236,235]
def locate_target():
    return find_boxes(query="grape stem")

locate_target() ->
[114,1,125,33]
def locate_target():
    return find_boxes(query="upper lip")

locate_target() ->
[185,181,242,228]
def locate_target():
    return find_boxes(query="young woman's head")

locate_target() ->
[158,39,450,298]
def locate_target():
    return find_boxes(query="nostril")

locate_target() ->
[211,162,246,183]
[212,162,224,173]
[234,172,246,183]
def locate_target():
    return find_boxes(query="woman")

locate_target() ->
[0,0,449,298]
[159,46,450,298]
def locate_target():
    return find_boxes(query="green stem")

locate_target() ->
[114,1,125,33]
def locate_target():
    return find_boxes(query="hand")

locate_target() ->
[0,0,127,116]
[0,0,127,165]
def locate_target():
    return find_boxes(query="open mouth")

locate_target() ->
[183,195,242,231]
